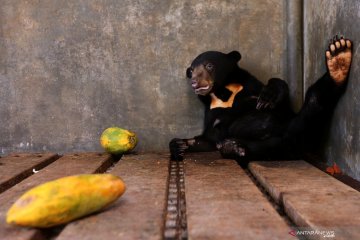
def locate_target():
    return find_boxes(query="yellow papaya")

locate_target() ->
[100,127,138,154]
[6,174,126,228]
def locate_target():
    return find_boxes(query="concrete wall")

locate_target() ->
[304,0,360,180]
[0,0,287,154]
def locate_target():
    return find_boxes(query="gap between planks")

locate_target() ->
[0,153,60,194]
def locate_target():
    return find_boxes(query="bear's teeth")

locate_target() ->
[196,85,210,91]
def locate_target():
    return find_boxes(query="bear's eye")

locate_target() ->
[186,67,193,78]
[205,63,214,72]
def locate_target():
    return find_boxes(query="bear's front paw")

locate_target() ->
[257,78,288,110]
[216,139,246,159]
[169,138,188,161]
[326,35,352,85]
[257,87,278,110]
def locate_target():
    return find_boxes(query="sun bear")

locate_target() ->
[170,36,352,162]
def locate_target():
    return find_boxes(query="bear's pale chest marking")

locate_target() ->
[210,83,243,109]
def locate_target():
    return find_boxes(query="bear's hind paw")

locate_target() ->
[326,35,352,85]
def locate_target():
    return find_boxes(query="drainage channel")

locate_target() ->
[244,168,305,240]
[163,160,188,240]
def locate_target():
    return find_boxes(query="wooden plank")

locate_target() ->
[184,152,292,240]
[249,161,360,240]
[0,153,59,194]
[306,153,360,191]
[0,152,114,240]
[57,153,169,240]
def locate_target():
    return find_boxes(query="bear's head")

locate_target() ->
[186,51,241,96]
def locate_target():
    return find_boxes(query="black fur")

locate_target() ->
[170,47,349,162]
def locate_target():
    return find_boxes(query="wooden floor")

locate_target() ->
[0,152,359,240]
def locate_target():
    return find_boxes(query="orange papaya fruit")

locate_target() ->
[6,174,126,228]
[100,127,138,154]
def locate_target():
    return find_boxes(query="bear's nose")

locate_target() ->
[191,79,198,88]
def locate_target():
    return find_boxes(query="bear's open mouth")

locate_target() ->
[194,85,213,95]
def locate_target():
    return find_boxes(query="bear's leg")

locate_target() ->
[284,36,352,154]
[326,35,352,85]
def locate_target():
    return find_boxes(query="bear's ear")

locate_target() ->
[227,51,241,62]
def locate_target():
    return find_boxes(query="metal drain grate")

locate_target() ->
[163,160,188,240]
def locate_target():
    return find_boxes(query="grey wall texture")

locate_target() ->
[304,0,360,181]
[0,0,287,154]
